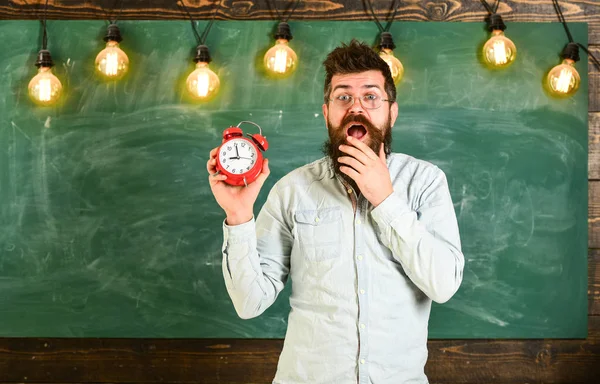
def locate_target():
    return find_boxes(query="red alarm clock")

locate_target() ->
[215,121,269,187]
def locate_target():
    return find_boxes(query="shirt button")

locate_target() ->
[347,189,352,194]
[356,219,362,225]
[360,323,366,329]
[357,255,363,261]
[360,359,366,364]
[315,217,320,223]
[360,289,365,294]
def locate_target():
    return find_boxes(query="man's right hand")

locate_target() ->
[206,147,270,226]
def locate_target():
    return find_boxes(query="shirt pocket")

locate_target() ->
[294,207,342,262]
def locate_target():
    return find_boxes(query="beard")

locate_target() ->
[321,112,393,195]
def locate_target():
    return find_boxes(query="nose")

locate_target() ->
[348,97,365,114]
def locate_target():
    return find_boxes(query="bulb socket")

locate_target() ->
[35,49,54,68]
[194,44,212,64]
[274,22,293,41]
[561,42,580,62]
[486,13,507,32]
[104,23,123,42]
[379,31,396,50]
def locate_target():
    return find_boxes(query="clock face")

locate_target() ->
[218,138,258,175]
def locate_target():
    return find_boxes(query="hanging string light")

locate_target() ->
[179,0,222,101]
[367,0,403,84]
[95,0,129,80]
[546,0,600,97]
[28,0,62,106]
[479,0,517,69]
[263,0,301,78]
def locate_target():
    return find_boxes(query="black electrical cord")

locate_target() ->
[552,0,600,69]
[41,0,48,49]
[178,0,222,45]
[366,0,399,33]
[271,0,301,23]
[100,0,125,25]
[479,0,500,15]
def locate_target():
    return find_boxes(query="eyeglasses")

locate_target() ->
[328,93,393,110]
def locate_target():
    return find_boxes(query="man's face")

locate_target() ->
[321,70,398,186]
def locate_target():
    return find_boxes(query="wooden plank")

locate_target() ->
[591,181,600,249]
[0,0,599,27]
[591,250,600,316]
[0,316,598,383]
[590,46,600,113]
[592,113,600,179]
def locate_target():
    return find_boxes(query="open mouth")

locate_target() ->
[346,124,368,140]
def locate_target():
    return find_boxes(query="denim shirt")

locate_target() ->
[222,154,464,384]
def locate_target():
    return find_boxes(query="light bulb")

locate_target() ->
[482,30,517,68]
[379,48,404,84]
[186,61,220,100]
[28,50,62,106]
[28,66,62,106]
[547,59,580,97]
[95,40,129,79]
[264,38,298,76]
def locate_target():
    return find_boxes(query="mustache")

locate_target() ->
[340,114,376,132]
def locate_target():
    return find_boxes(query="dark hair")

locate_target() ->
[322,39,396,104]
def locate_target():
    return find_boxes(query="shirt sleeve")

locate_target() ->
[221,187,292,319]
[370,167,464,303]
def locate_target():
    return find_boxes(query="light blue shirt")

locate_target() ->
[222,154,464,384]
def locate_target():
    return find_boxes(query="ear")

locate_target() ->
[322,103,328,123]
[390,101,399,126]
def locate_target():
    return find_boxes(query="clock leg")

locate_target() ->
[243,177,248,187]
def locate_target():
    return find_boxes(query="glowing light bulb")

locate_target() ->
[28,67,62,106]
[95,23,129,80]
[95,40,129,79]
[28,50,62,106]
[482,30,517,68]
[264,38,297,76]
[263,22,297,77]
[186,61,220,100]
[547,59,580,97]
[379,48,404,84]
[378,32,403,84]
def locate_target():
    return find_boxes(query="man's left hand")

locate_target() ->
[338,136,393,207]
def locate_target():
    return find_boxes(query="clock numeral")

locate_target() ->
[222,158,227,163]
[232,169,236,174]
[241,142,246,147]
[226,165,230,169]
[246,166,250,171]
[227,146,232,151]
[250,152,255,157]
[250,160,254,165]
[222,151,226,156]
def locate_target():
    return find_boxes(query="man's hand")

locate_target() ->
[207,147,270,225]
[338,136,393,207]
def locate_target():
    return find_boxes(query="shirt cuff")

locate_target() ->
[370,192,413,227]
[223,216,256,245]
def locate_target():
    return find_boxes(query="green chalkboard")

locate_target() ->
[0,21,588,338]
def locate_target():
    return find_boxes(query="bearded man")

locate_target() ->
[207,39,464,384]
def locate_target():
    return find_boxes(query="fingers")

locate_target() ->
[208,173,227,186]
[207,147,220,174]
[254,158,270,187]
[379,143,386,162]
[339,143,370,165]
[339,165,360,181]
[338,156,364,173]
[346,136,378,159]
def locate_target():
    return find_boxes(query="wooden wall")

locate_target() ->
[0,1,598,382]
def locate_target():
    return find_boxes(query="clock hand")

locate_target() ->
[235,143,240,158]
[228,156,240,160]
